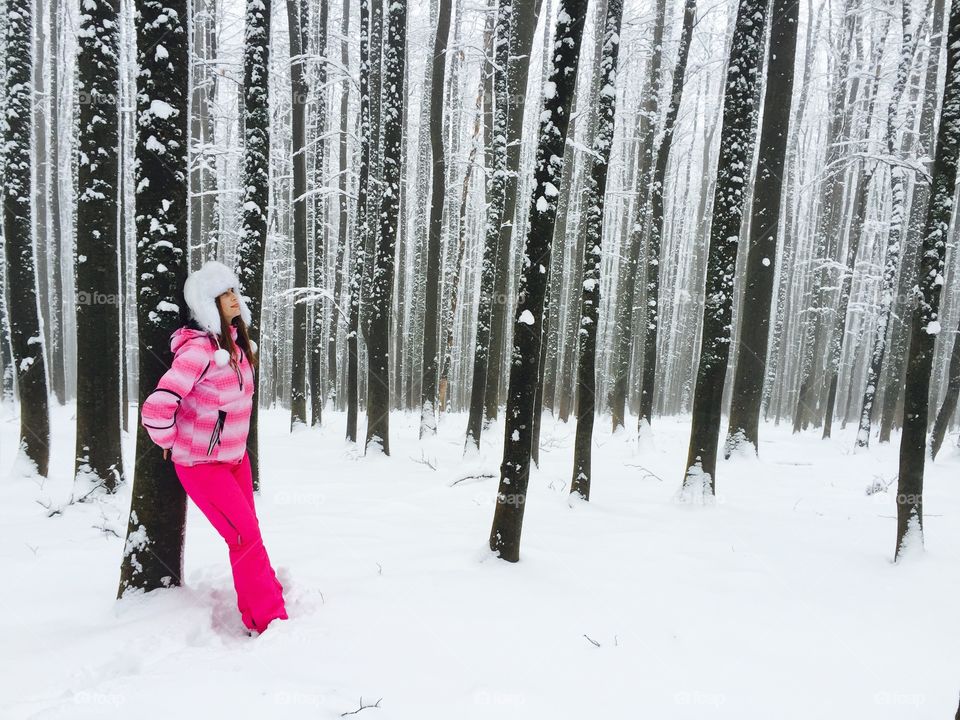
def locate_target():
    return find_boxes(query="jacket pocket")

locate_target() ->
[207,410,227,456]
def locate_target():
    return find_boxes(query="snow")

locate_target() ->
[2,406,960,718]
[518,309,536,325]
[925,320,942,335]
[149,100,176,120]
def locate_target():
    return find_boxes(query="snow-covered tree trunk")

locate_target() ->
[465,0,509,450]
[288,0,309,429]
[895,0,960,560]
[482,0,541,424]
[309,0,328,427]
[638,0,696,430]
[570,0,623,500]
[681,0,767,498]
[930,314,960,459]
[419,0,453,438]
[856,0,920,448]
[609,0,665,431]
[879,0,946,443]
[347,0,372,443]
[236,0,271,487]
[75,0,124,491]
[47,0,66,404]
[3,0,50,477]
[118,0,189,595]
[365,0,407,455]
[724,0,799,454]
[328,0,351,412]
[488,0,589,561]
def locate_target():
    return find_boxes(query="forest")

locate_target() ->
[2,0,960,715]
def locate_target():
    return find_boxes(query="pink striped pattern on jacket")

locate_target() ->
[141,324,255,466]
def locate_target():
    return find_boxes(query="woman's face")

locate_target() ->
[218,289,241,322]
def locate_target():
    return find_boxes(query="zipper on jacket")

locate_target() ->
[207,410,227,455]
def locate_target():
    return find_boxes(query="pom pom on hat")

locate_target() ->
[250,340,258,354]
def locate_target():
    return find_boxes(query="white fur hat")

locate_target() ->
[183,260,253,335]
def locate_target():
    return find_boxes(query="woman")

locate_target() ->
[140,260,288,636]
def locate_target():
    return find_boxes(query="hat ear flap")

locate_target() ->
[236,292,253,328]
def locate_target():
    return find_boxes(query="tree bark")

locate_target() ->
[895,0,960,560]
[682,0,767,498]
[488,0,588,561]
[75,0,124,491]
[118,0,189,595]
[2,0,50,477]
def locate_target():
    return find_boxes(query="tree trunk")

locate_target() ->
[609,0,666,431]
[482,0,542,423]
[638,0,697,429]
[419,0,453,437]
[488,0,588,561]
[929,316,960,459]
[75,0,124,491]
[365,0,407,454]
[2,0,50,477]
[896,0,960,559]
[570,0,624,500]
[118,0,189,595]
[724,0,799,454]
[288,0,309,428]
[682,0,767,498]
[235,0,272,489]
[465,0,507,450]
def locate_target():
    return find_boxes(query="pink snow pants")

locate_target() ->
[174,452,288,633]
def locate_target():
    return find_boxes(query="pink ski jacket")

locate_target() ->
[141,324,255,466]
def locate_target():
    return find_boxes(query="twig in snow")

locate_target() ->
[449,472,495,486]
[624,463,665,482]
[411,451,437,471]
[93,524,120,538]
[583,634,600,647]
[341,697,382,716]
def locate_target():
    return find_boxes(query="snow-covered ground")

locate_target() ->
[2,402,959,719]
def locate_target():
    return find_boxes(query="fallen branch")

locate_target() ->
[341,697,383,716]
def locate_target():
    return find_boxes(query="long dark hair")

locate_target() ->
[217,295,259,370]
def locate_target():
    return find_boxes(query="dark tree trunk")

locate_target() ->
[482,0,541,423]
[465,0,507,450]
[895,0,960,559]
[724,0,799,454]
[235,0,271,489]
[347,0,372,443]
[365,0,407,454]
[2,0,50,478]
[880,0,947,444]
[75,0,124,491]
[309,0,329,427]
[609,0,666,431]
[930,316,960,460]
[488,0,588,562]
[48,0,66,405]
[288,0,309,428]
[118,0,189,595]
[682,0,767,498]
[638,0,697,429]
[570,0,624,500]
[855,0,920,447]
[328,0,351,411]
[419,0,453,437]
